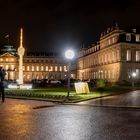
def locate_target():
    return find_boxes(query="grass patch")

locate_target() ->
[5,85,139,102]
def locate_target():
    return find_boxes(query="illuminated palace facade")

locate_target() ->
[1,25,140,84]
[77,25,140,83]
[0,46,69,82]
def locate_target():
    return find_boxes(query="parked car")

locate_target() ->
[49,80,61,84]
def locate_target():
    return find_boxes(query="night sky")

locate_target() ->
[0,0,140,53]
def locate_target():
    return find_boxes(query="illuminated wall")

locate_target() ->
[77,26,140,83]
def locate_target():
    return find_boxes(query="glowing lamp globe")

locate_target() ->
[132,72,136,77]
[65,49,75,59]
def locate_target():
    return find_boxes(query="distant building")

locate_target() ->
[0,45,73,82]
[77,25,140,83]
[1,25,140,84]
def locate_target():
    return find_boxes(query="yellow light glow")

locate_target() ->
[5,65,9,70]
[11,65,15,70]
[64,66,67,72]
[46,66,48,71]
[59,66,62,71]
[55,66,57,71]
[32,66,34,71]
[36,66,39,71]
[27,66,30,71]
[41,66,44,71]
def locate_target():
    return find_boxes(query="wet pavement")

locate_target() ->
[0,98,140,140]
[78,90,140,108]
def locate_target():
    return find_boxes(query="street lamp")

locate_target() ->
[65,49,75,99]
[132,72,136,87]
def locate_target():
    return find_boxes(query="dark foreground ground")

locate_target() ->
[0,98,140,140]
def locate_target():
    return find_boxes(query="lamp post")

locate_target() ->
[65,49,75,99]
[132,72,136,87]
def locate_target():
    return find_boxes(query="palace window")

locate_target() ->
[36,66,39,71]
[126,34,131,41]
[136,34,140,42]
[64,66,67,72]
[41,66,44,71]
[136,69,140,77]
[55,66,57,71]
[23,66,25,71]
[32,66,34,71]
[11,65,15,70]
[136,51,140,61]
[11,58,14,62]
[49,66,53,71]
[5,65,9,70]
[45,66,48,71]
[27,66,30,71]
[126,50,131,61]
[59,66,62,71]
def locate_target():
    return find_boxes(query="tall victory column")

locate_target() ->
[18,28,25,85]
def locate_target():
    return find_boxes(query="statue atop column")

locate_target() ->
[17,28,25,85]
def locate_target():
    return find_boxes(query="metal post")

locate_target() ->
[67,62,71,99]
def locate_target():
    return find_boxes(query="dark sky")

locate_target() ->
[0,0,140,53]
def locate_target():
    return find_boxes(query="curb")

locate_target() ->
[5,95,63,103]
[61,103,140,110]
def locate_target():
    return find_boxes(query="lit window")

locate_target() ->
[126,50,131,61]
[41,66,44,71]
[27,75,30,80]
[32,66,34,71]
[6,58,8,62]
[59,66,62,71]
[11,58,14,62]
[5,65,9,70]
[55,66,57,71]
[23,66,25,71]
[11,65,15,70]
[64,66,67,72]
[49,66,53,71]
[136,51,140,61]
[36,66,39,71]
[46,66,48,71]
[126,34,131,41]
[112,51,115,61]
[27,66,30,71]
[136,35,140,42]
[0,58,3,62]
[136,69,140,77]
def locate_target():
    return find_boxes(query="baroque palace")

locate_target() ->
[0,45,68,82]
[77,25,140,83]
[1,24,140,84]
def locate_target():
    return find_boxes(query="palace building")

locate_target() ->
[1,25,140,84]
[0,45,69,82]
[77,25,140,83]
